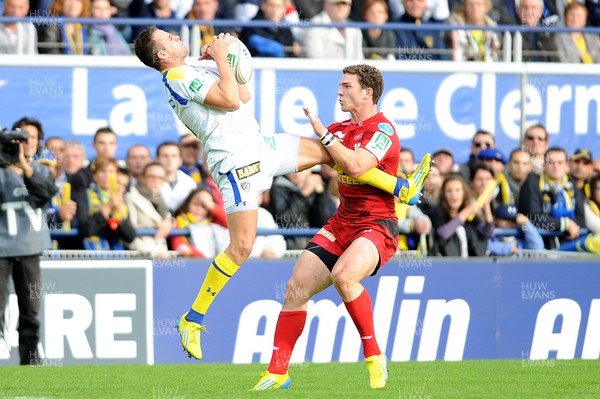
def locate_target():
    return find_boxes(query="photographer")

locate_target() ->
[0,128,57,365]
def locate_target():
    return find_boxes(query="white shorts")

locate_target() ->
[210,132,301,214]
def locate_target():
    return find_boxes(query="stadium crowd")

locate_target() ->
[3,117,600,258]
[1,0,600,62]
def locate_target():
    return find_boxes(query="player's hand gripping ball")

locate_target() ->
[226,37,253,85]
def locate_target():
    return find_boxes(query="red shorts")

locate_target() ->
[309,218,398,275]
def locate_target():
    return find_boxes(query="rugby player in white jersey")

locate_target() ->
[134,26,431,360]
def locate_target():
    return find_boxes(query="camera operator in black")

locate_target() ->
[0,128,57,365]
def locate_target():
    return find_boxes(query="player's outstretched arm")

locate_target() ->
[303,107,431,203]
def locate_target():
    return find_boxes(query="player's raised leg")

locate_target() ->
[177,210,257,359]
[251,251,333,390]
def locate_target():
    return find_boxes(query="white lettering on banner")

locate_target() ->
[530,298,600,360]
[530,298,581,359]
[1,202,43,236]
[232,276,471,363]
[546,85,572,134]
[45,294,94,359]
[278,86,318,137]
[380,88,418,139]
[480,73,496,133]
[72,68,106,134]
[582,299,600,359]
[43,293,138,360]
[233,300,281,363]
[72,68,148,136]
[95,294,137,359]
[435,73,478,139]
[574,86,600,134]
[110,85,147,136]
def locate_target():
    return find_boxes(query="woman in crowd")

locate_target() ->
[38,0,90,54]
[556,2,600,64]
[430,173,494,256]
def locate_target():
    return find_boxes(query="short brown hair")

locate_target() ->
[94,158,119,174]
[564,1,587,19]
[342,64,384,105]
[134,26,162,71]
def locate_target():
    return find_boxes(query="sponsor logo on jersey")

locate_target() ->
[338,175,363,186]
[378,123,394,136]
[369,132,392,152]
[235,161,261,180]
[240,181,251,193]
[334,131,346,139]
[189,78,203,93]
[317,228,336,242]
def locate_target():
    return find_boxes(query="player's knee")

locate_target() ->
[227,239,254,264]
[284,277,309,306]
[331,269,353,293]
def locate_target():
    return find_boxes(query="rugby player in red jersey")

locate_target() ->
[252,65,432,390]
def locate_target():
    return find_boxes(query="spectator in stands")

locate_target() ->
[594,158,600,177]
[250,192,287,258]
[569,148,594,198]
[520,123,548,175]
[129,0,177,42]
[171,186,228,257]
[487,204,544,255]
[399,147,416,174]
[388,0,450,21]
[125,144,151,186]
[303,0,364,59]
[447,0,501,61]
[240,0,299,57]
[117,166,131,193]
[519,146,585,249]
[44,137,65,184]
[69,127,117,193]
[126,162,172,257]
[458,129,495,182]
[362,0,397,60]
[500,0,559,25]
[269,168,333,250]
[396,199,432,251]
[235,0,260,21]
[0,0,37,54]
[477,148,519,207]
[179,134,222,203]
[37,0,90,54]
[506,148,532,201]
[430,174,494,256]
[62,139,86,183]
[569,148,594,199]
[432,148,456,176]
[157,141,197,213]
[76,157,137,250]
[418,163,442,218]
[184,0,231,47]
[512,0,559,62]
[556,3,600,63]
[89,0,131,55]
[584,175,600,232]
[395,0,450,60]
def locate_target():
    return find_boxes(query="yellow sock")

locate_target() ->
[334,165,405,196]
[191,252,240,315]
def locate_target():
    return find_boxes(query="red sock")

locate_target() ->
[268,310,307,375]
[344,288,381,359]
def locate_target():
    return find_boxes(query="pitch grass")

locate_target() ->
[1,360,599,399]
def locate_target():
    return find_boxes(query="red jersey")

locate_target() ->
[327,112,399,224]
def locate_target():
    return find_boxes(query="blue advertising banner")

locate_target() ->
[152,258,600,364]
[1,62,598,162]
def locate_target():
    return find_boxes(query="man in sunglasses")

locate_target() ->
[458,129,496,183]
[569,148,594,200]
[520,124,549,175]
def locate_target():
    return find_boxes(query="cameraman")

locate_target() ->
[0,131,57,365]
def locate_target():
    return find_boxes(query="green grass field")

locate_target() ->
[1,360,599,398]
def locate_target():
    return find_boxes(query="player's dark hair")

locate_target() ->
[343,64,384,105]
[134,26,162,71]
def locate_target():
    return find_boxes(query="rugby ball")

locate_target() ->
[227,37,254,85]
